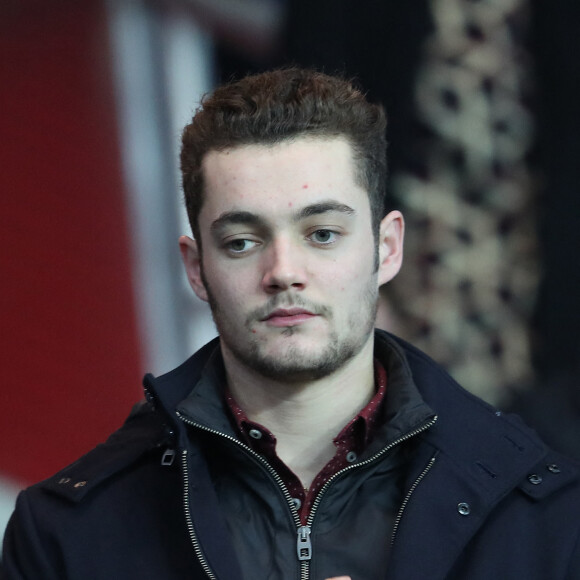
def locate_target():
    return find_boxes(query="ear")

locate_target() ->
[377,210,404,286]
[179,235,209,302]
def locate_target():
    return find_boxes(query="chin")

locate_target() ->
[247,358,342,383]
[242,341,354,383]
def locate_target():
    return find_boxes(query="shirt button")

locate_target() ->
[528,474,542,485]
[346,451,357,463]
[547,464,561,474]
[249,429,262,440]
[291,498,302,510]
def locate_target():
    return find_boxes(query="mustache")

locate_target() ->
[247,295,331,323]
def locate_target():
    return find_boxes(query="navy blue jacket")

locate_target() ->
[2,331,580,579]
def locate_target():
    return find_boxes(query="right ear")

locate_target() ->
[179,235,209,302]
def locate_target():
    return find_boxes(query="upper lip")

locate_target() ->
[262,307,315,320]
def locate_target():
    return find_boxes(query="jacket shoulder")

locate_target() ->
[30,341,220,504]
[375,330,580,499]
[34,401,173,503]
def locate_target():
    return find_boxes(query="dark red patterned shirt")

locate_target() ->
[224,360,387,525]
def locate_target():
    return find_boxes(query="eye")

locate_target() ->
[225,238,258,254]
[309,229,338,245]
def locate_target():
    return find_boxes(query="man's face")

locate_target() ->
[181,137,402,382]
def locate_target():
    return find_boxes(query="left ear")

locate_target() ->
[377,210,404,286]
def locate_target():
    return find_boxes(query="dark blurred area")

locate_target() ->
[513,0,580,460]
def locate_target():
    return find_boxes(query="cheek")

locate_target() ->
[317,263,346,293]
[211,284,244,311]
[329,256,375,291]
[206,252,261,286]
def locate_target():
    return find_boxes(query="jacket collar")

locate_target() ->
[145,331,575,503]
[159,331,437,457]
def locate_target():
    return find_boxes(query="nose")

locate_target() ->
[261,238,307,294]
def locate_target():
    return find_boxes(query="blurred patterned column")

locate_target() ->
[385,0,538,404]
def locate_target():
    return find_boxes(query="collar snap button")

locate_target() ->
[249,429,262,440]
[457,502,471,516]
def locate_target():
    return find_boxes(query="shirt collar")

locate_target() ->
[224,359,388,455]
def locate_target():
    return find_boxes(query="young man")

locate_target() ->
[3,68,580,579]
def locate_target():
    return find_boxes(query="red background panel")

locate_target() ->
[0,1,143,483]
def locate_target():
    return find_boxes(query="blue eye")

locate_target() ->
[227,239,257,253]
[310,229,337,244]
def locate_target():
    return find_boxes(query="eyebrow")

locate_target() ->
[295,201,356,221]
[210,211,265,234]
[210,201,356,234]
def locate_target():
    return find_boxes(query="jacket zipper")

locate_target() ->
[305,416,438,530]
[301,415,437,579]
[390,454,437,546]
[176,412,304,579]
[181,449,217,580]
[177,411,437,580]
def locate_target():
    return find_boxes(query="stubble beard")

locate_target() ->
[201,268,379,383]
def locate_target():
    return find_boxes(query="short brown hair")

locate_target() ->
[180,67,387,244]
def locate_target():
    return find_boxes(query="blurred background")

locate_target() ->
[2,0,580,545]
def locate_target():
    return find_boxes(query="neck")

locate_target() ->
[222,337,376,488]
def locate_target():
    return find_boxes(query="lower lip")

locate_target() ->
[265,313,318,327]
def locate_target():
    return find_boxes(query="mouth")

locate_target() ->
[261,307,318,327]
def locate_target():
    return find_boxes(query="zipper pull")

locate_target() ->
[161,448,176,466]
[296,526,312,561]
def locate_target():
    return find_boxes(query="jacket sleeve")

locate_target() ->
[1,492,62,580]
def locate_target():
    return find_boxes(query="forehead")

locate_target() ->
[199,137,368,220]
